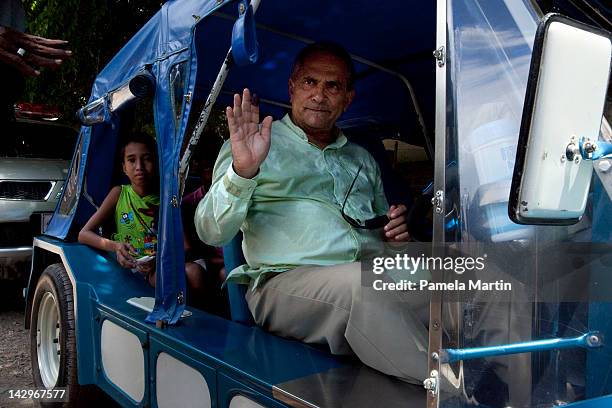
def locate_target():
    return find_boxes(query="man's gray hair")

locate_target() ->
[290,41,356,90]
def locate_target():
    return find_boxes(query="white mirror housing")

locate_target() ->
[509,13,612,225]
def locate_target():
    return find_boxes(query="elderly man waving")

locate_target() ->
[196,41,428,383]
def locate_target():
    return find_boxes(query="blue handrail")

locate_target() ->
[442,331,603,363]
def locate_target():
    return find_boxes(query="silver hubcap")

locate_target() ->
[36,292,61,387]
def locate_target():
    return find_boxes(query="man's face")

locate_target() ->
[288,52,354,141]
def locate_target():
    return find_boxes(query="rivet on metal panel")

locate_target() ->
[423,370,439,395]
[433,46,445,67]
[431,352,439,361]
[587,334,602,347]
[566,139,579,161]
[432,190,444,214]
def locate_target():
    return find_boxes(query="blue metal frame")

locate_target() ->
[442,332,603,363]
[222,233,253,325]
[218,373,287,408]
[30,237,346,406]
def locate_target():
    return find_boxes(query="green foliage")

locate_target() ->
[20,0,164,125]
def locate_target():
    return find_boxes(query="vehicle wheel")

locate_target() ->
[30,263,96,406]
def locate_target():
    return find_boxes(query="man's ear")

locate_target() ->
[288,78,295,102]
[344,89,355,112]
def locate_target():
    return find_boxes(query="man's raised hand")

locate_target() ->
[226,88,273,179]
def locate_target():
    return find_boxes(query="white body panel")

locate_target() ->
[229,395,267,408]
[156,352,211,408]
[101,319,145,402]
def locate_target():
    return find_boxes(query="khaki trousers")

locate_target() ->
[245,262,430,383]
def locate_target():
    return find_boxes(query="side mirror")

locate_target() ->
[77,70,156,126]
[509,13,612,225]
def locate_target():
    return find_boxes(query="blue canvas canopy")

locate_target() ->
[44,0,436,324]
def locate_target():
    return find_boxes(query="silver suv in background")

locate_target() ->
[0,115,77,283]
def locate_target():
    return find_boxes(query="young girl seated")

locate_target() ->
[79,132,208,306]
[78,132,161,286]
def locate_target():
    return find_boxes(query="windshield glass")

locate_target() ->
[441,0,612,406]
[1,121,77,159]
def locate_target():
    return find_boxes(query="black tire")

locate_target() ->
[29,263,98,407]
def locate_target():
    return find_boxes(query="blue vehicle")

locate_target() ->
[24,0,612,407]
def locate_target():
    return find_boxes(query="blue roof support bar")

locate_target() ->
[178,0,263,189]
[441,331,604,364]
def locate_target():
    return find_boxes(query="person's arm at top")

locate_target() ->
[78,186,137,269]
[195,88,272,246]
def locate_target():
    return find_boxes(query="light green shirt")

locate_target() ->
[195,114,388,287]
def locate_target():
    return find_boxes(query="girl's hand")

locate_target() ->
[136,259,156,287]
[136,259,155,275]
[114,242,137,268]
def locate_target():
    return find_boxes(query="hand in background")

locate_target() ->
[0,25,72,76]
